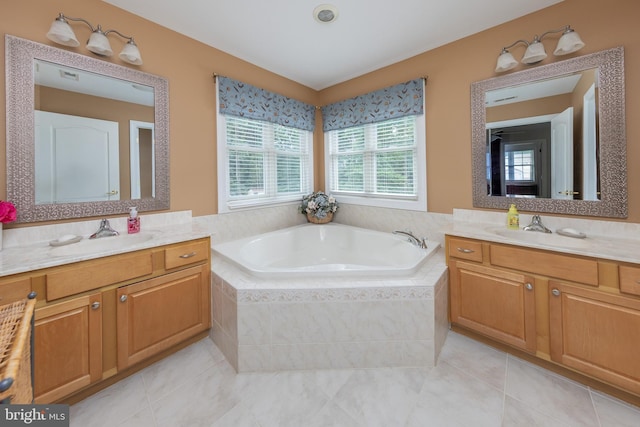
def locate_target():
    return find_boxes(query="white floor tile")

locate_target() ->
[68,333,640,427]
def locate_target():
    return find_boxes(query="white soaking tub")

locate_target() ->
[212,223,436,278]
[210,223,449,372]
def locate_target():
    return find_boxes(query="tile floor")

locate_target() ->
[70,332,640,427]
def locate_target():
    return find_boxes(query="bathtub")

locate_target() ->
[210,223,449,372]
[212,223,437,278]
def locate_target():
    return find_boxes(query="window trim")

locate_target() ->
[324,113,427,211]
[216,113,314,213]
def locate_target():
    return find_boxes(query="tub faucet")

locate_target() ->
[90,219,119,239]
[393,230,428,249]
[523,215,552,233]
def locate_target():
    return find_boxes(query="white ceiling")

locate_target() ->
[104,0,563,90]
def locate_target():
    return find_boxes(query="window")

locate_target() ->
[505,148,535,181]
[218,115,313,211]
[325,115,426,210]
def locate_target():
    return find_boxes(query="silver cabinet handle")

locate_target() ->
[525,283,533,291]
[91,302,101,310]
[551,289,561,297]
[179,252,197,259]
[120,295,128,303]
[457,248,475,254]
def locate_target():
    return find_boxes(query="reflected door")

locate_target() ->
[551,107,574,200]
[35,111,120,204]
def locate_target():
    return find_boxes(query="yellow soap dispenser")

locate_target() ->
[507,204,520,229]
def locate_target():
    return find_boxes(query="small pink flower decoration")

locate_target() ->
[0,201,17,224]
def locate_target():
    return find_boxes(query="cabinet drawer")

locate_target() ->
[620,265,640,297]
[0,277,31,305]
[165,239,209,270]
[448,237,483,262]
[491,244,598,286]
[46,251,153,301]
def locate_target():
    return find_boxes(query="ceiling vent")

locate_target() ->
[313,4,338,23]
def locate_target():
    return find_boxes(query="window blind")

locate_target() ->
[327,116,417,198]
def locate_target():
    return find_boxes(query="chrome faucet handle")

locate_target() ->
[523,215,552,233]
[90,218,119,239]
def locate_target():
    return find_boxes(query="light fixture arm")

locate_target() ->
[55,13,99,33]
[536,25,572,43]
[104,29,135,43]
[501,39,530,52]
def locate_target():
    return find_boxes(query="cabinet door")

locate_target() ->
[549,281,640,395]
[34,292,102,403]
[450,260,536,352]
[117,265,210,369]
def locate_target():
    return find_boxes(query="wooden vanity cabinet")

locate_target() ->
[117,264,211,369]
[449,260,536,352]
[549,281,640,395]
[23,237,211,403]
[34,292,103,403]
[446,234,640,400]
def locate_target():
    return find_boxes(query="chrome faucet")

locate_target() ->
[392,230,428,249]
[90,219,119,239]
[523,215,552,233]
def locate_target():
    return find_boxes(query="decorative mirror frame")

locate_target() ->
[471,46,626,218]
[5,35,170,223]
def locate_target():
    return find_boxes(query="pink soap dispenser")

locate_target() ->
[128,207,140,234]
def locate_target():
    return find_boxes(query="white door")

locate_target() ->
[551,107,574,200]
[35,111,120,204]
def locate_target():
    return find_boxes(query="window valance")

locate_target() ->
[321,78,424,132]
[218,76,316,131]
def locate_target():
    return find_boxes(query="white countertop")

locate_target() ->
[0,220,212,278]
[443,221,640,265]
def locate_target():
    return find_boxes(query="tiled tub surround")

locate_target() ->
[211,248,448,372]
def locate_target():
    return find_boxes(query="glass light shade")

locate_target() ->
[495,50,518,73]
[87,31,113,56]
[522,41,547,64]
[46,19,80,47]
[554,30,585,55]
[119,41,143,65]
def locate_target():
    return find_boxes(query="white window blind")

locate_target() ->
[327,116,419,200]
[219,115,312,211]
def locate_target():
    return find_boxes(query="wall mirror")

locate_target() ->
[5,35,169,223]
[471,47,626,218]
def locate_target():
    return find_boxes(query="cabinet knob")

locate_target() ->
[525,283,533,291]
[120,295,128,303]
[179,252,197,259]
[91,302,101,310]
[551,288,561,297]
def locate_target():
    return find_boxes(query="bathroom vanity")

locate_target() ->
[445,230,640,402]
[0,228,211,404]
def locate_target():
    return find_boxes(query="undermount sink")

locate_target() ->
[488,228,592,249]
[51,232,156,256]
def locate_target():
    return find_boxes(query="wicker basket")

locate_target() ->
[0,295,37,404]
[307,211,333,224]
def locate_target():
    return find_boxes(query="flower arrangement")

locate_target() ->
[299,191,338,223]
[0,201,17,224]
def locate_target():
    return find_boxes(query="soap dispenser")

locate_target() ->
[507,204,520,230]
[128,207,140,234]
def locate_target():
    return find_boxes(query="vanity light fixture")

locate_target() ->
[46,12,143,65]
[495,25,585,73]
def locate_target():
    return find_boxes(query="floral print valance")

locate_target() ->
[218,76,316,131]
[321,78,424,132]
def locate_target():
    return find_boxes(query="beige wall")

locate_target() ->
[2,0,639,223]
